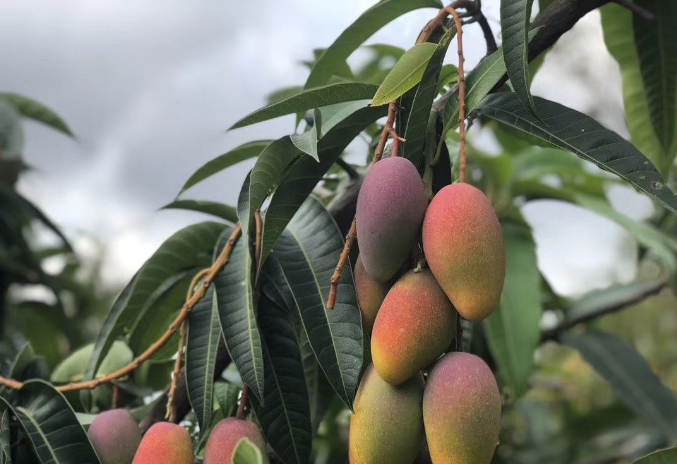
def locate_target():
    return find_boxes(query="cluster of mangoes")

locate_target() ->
[87,409,268,464]
[350,156,506,464]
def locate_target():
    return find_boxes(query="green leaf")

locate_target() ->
[0,101,24,160]
[178,141,272,195]
[501,0,538,116]
[484,222,541,399]
[233,438,265,464]
[0,380,101,463]
[371,43,437,107]
[260,105,385,269]
[0,93,74,138]
[290,109,322,161]
[475,93,677,214]
[403,27,456,166]
[270,197,363,408]
[214,382,240,417]
[162,199,238,223]
[601,2,677,175]
[0,412,10,464]
[251,277,312,464]
[186,287,221,437]
[84,222,226,389]
[230,84,378,130]
[213,235,265,403]
[564,330,677,443]
[633,446,677,464]
[304,0,442,89]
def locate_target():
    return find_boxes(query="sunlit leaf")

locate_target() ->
[371,43,437,106]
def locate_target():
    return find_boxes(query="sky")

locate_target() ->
[0,0,652,297]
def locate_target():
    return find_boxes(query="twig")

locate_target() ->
[444,7,467,183]
[0,224,243,392]
[187,268,210,302]
[613,0,655,20]
[236,384,250,420]
[455,316,464,352]
[474,11,497,55]
[111,384,119,409]
[166,320,187,422]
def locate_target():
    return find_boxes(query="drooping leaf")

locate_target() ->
[214,382,240,417]
[564,330,677,444]
[0,380,101,463]
[186,287,221,437]
[270,197,363,408]
[84,222,226,388]
[484,222,541,399]
[251,280,312,464]
[291,109,322,161]
[230,84,378,130]
[304,0,442,89]
[403,27,455,166]
[0,101,24,160]
[474,93,677,214]
[162,199,238,223]
[233,438,265,464]
[371,43,437,106]
[633,446,677,464]
[0,93,74,137]
[601,2,677,175]
[213,235,265,403]
[501,0,538,116]
[178,141,272,195]
[260,105,385,269]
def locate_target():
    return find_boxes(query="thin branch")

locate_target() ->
[166,320,187,422]
[475,11,497,55]
[236,384,250,420]
[444,7,467,183]
[0,223,243,392]
[613,0,655,20]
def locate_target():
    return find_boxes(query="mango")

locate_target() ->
[422,183,505,322]
[204,418,269,464]
[88,409,141,464]
[371,269,456,385]
[131,423,193,464]
[349,364,424,464]
[423,353,501,464]
[354,256,392,333]
[356,157,427,282]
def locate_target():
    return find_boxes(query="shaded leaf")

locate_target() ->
[178,141,271,195]
[633,446,677,464]
[162,199,238,223]
[475,93,677,214]
[213,235,265,403]
[251,280,312,464]
[484,222,541,399]
[403,27,455,166]
[0,93,74,137]
[230,84,378,129]
[304,0,442,89]
[260,105,385,269]
[0,380,101,463]
[271,198,363,408]
[501,0,538,116]
[564,330,677,444]
[371,43,437,106]
[0,411,10,464]
[233,438,265,464]
[214,382,240,417]
[187,287,221,436]
[601,2,677,175]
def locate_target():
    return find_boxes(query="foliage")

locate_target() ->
[2,1,677,464]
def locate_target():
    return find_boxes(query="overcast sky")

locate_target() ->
[0,0,652,296]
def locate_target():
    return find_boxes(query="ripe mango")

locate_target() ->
[88,409,141,464]
[371,269,456,385]
[204,418,269,464]
[423,353,501,464]
[131,422,193,464]
[422,183,505,321]
[349,364,424,464]
[356,157,427,282]
[354,256,392,333]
